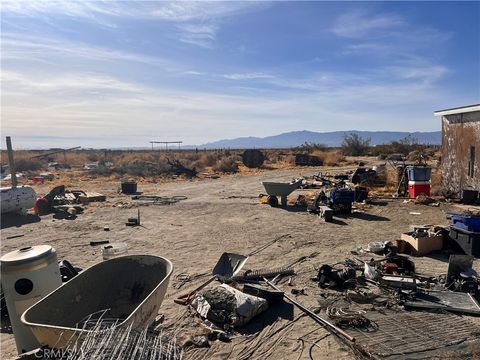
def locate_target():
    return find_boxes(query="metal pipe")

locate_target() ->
[6,136,17,188]
[263,277,356,342]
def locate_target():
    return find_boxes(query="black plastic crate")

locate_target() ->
[449,226,480,258]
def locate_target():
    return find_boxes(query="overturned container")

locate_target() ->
[0,186,37,214]
[0,245,62,354]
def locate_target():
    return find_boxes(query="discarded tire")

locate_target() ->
[242,149,265,168]
[267,195,278,207]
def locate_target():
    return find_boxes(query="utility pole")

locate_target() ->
[6,136,17,188]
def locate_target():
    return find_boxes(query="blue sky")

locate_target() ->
[1,1,479,148]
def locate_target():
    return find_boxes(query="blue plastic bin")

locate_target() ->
[406,166,432,181]
[450,214,480,232]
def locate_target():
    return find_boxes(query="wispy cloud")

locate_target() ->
[1,1,269,48]
[1,33,171,68]
[223,72,275,80]
[174,22,219,48]
[332,10,404,38]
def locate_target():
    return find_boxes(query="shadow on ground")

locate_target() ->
[241,301,294,335]
[1,214,40,230]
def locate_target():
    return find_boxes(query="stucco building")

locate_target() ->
[434,104,480,197]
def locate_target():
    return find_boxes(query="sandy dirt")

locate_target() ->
[1,166,479,359]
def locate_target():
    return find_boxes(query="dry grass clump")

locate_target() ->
[212,156,239,173]
[13,157,43,172]
[311,150,345,166]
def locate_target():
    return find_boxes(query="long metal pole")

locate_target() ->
[6,136,17,188]
[263,277,356,342]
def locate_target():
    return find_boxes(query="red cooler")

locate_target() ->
[408,181,431,198]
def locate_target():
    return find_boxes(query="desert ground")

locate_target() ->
[1,164,479,359]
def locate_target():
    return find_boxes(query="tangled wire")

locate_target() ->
[132,195,187,205]
[326,307,377,330]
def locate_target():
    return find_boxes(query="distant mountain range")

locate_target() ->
[196,130,441,149]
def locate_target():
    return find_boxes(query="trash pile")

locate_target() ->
[259,170,374,222]
[32,185,106,218]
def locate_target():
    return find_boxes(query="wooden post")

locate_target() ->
[6,136,17,188]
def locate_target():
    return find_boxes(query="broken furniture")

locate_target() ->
[175,252,248,305]
[21,255,173,349]
[1,246,62,354]
[262,178,303,207]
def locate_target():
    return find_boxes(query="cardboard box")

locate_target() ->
[399,232,443,256]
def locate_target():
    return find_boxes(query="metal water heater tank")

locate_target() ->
[1,186,37,214]
[0,245,62,354]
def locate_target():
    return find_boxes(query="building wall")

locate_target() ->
[441,111,480,196]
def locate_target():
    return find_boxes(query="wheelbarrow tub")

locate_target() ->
[262,178,303,197]
[21,255,173,349]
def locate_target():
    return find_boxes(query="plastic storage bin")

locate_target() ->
[450,214,480,232]
[406,166,432,181]
[449,226,480,258]
[408,181,431,198]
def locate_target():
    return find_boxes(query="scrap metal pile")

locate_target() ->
[260,166,380,221]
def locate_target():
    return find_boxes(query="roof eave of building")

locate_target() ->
[434,104,480,116]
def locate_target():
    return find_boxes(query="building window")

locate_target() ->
[468,145,475,177]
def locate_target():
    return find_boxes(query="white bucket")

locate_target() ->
[0,245,62,353]
[102,243,128,260]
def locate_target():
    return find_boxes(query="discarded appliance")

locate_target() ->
[0,245,62,354]
[175,252,248,305]
[0,186,37,214]
[21,255,173,349]
[262,178,303,207]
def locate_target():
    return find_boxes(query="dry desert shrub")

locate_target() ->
[212,155,239,173]
[311,150,345,166]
